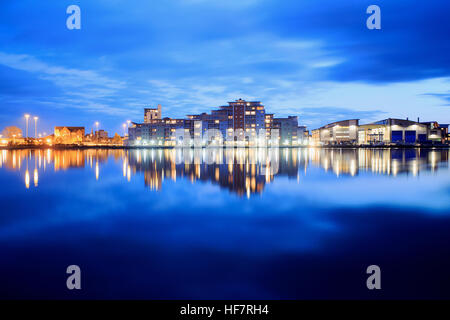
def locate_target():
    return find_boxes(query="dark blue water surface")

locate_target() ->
[0,148,449,299]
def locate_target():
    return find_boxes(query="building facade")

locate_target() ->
[358,118,428,145]
[129,99,300,146]
[312,119,359,145]
[144,104,162,123]
[420,121,449,144]
[54,127,85,144]
[273,116,298,146]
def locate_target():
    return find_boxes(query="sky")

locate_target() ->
[0,0,449,136]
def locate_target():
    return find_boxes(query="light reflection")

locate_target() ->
[33,168,38,187]
[25,169,30,189]
[0,148,448,196]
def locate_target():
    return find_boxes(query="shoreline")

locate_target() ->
[1,144,449,150]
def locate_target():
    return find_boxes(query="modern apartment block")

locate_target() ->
[297,126,309,145]
[144,104,162,123]
[273,116,299,145]
[129,118,183,146]
[128,99,303,146]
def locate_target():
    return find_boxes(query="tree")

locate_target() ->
[2,126,23,138]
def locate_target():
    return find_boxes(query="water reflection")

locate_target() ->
[0,148,448,197]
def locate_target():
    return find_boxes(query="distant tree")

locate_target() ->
[2,126,23,138]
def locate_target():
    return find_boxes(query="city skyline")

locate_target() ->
[2,97,448,147]
[1,0,450,136]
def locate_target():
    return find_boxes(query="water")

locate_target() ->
[0,147,449,299]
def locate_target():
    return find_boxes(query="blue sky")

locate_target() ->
[0,0,449,135]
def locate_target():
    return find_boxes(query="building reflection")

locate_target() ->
[0,148,448,196]
[126,149,281,197]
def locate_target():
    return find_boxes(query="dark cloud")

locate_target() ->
[266,0,450,83]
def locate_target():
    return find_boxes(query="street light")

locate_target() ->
[33,116,38,138]
[95,121,99,137]
[24,114,30,138]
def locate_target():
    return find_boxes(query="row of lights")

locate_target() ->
[22,117,132,139]
[94,120,131,136]
[122,120,131,136]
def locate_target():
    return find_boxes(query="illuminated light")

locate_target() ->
[95,162,99,180]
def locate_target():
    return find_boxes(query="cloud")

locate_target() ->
[299,106,387,129]
[0,52,136,119]
[263,0,450,83]
[0,0,449,133]
[422,92,450,106]
[0,52,125,90]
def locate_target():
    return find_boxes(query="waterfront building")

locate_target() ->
[312,119,359,145]
[215,99,266,145]
[128,99,306,146]
[265,114,274,139]
[54,126,85,144]
[297,126,309,145]
[311,128,320,145]
[420,121,449,144]
[95,130,109,140]
[144,104,162,123]
[129,117,184,146]
[273,116,299,146]
[358,118,428,145]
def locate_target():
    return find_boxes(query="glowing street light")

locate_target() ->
[33,116,38,138]
[94,121,99,139]
[24,114,30,138]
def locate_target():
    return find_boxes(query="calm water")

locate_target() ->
[0,147,449,299]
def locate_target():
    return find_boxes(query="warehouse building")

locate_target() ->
[358,118,428,145]
[311,119,359,145]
